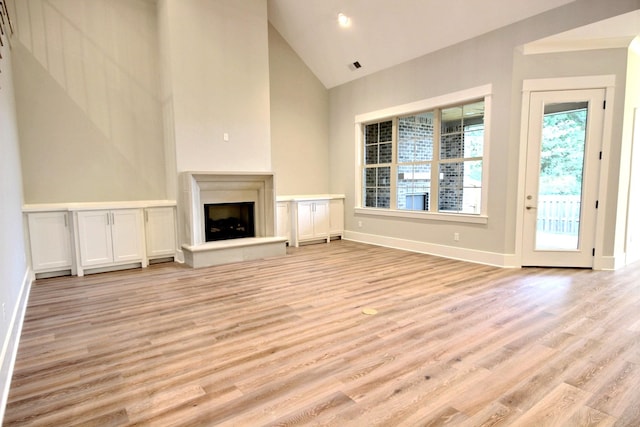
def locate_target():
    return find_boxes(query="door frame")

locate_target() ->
[515,75,616,269]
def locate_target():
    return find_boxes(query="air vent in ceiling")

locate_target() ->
[349,61,362,71]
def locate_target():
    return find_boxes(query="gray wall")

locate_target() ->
[159,0,272,177]
[328,0,639,258]
[513,48,629,257]
[268,24,330,195]
[0,28,28,416]
[12,0,165,203]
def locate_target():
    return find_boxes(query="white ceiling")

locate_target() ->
[523,9,640,54]
[267,0,639,89]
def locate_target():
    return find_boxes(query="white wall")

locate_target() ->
[623,38,640,264]
[11,0,165,203]
[268,24,329,195]
[328,0,639,263]
[159,0,272,175]
[0,25,29,420]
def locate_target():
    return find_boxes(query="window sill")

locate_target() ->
[354,207,488,224]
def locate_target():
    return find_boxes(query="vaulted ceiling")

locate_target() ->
[267,0,640,88]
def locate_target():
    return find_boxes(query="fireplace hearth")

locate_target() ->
[204,202,255,242]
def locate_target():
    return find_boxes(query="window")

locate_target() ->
[362,99,485,215]
[397,112,434,211]
[364,120,392,208]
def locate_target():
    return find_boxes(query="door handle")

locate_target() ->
[526,195,536,210]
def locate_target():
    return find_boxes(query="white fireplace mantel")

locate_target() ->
[178,172,283,267]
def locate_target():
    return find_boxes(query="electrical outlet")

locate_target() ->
[454,232,460,241]
[358,221,363,228]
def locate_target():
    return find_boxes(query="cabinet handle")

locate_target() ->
[145,210,149,222]
[111,212,115,225]
[64,214,68,228]
[106,212,110,225]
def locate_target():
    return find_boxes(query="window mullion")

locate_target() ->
[431,108,441,213]
[391,118,398,209]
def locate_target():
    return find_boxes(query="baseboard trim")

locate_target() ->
[594,255,624,270]
[0,268,33,423]
[343,231,519,268]
[625,250,640,267]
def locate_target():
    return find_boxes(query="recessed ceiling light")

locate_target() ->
[337,13,351,28]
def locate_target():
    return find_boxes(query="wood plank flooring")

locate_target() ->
[5,240,640,426]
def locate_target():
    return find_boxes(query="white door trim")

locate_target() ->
[515,75,617,269]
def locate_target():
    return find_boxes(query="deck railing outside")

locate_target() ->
[537,195,581,235]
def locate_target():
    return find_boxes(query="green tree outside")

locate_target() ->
[540,109,588,195]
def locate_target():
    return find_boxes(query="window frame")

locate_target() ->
[355,84,491,224]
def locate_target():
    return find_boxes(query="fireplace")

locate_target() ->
[180,172,277,246]
[180,172,286,268]
[204,202,255,242]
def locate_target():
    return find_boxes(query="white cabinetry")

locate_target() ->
[144,207,176,260]
[295,200,330,246]
[76,209,146,275]
[27,211,73,276]
[283,195,344,247]
[276,201,291,243]
[25,201,176,277]
[330,199,344,238]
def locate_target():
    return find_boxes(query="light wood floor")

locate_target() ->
[5,240,640,426]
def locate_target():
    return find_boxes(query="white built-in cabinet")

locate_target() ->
[276,202,291,243]
[296,200,330,245]
[144,207,177,260]
[27,211,73,275]
[330,199,345,237]
[76,209,146,274]
[277,195,344,247]
[24,201,177,277]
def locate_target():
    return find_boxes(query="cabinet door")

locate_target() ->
[276,202,290,241]
[296,202,316,241]
[77,210,113,267]
[27,212,72,271]
[145,207,176,258]
[329,199,344,235]
[111,209,144,263]
[313,201,330,237]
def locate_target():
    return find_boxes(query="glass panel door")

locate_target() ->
[522,89,604,268]
[535,102,588,250]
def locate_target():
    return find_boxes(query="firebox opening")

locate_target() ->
[204,202,255,242]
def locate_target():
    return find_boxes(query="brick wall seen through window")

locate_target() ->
[362,100,484,214]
